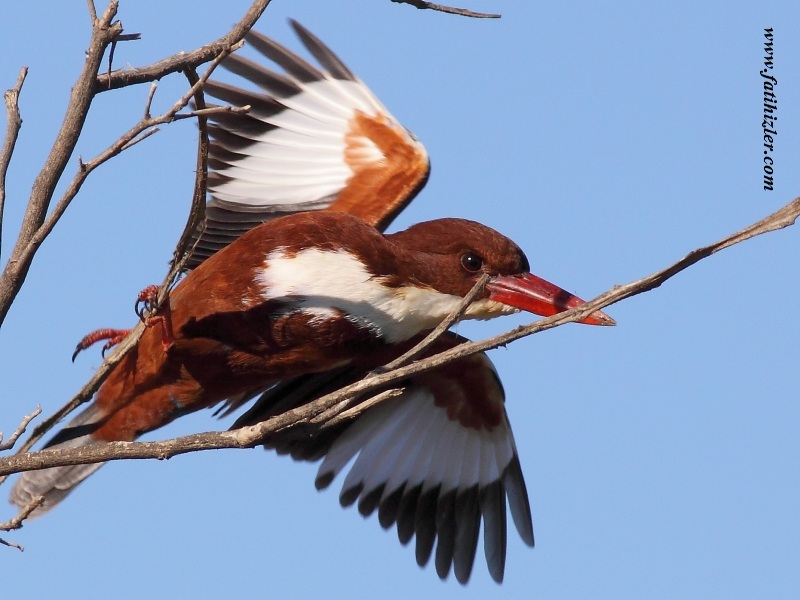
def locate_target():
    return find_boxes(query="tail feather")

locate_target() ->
[9,404,107,517]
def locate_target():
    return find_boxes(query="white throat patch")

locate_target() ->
[255,248,517,343]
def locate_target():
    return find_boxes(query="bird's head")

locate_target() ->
[387,218,615,326]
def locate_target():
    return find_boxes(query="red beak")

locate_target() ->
[486,273,615,326]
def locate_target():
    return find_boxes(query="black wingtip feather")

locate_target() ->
[435,489,457,580]
[289,19,358,81]
[204,80,285,121]
[340,482,364,507]
[245,29,325,84]
[396,484,422,545]
[378,485,405,529]
[357,484,385,517]
[453,486,480,584]
[221,54,301,98]
[315,471,334,491]
[480,481,508,583]
[415,487,439,567]
[503,455,535,547]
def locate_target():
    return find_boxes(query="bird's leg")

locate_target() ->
[72,328,132,362]
[135,284,175,352]
[72,286,175,361]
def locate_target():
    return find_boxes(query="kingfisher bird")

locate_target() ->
[10,21,613,584]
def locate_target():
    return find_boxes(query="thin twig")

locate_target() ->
[144,82,158,119]
[107,34,143,81]
[0,407,41,451]
[0,496,44,552]
[86,0,97,23]
[33,39,242,265]
[0,537,24,551]
[0,67,29,260]
[174,105,250,121]
[0,495,43,531]
[311,388,406,428]
[0,494,44,550]
[95,0,273,92]
[379,272,489,372]
[391,0,500,18]
[119,127,160,151]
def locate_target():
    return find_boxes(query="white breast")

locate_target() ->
[256,248,456,342]
[256,248,519,343]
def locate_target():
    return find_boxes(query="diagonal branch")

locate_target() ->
[380,273,490,372]
[0,495,43,551]
[391,0,501,18]
[0,56,226,466]
[1,196,797,483]
[0,1,122,325]
[0,0,273,328]
[95,0,273,92]
[0,407,41,452]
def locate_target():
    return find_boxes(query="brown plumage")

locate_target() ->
[10,22,613,584]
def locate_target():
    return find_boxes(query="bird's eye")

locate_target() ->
[460,252,483,272]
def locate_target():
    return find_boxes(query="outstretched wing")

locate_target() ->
[232,332,534,584]
[188,20,430,269]
[197,22,533,583]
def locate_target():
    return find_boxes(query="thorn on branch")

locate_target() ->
[119,127,160,152]
[108,32,143,84]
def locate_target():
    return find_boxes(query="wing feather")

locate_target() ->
[187,21,430,269]
[232,332,533,583]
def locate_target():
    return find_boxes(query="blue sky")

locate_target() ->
[1,1,798,598]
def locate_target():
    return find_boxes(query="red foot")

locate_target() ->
[134,284,175,352]
[72,285,175,361]
[72,328,132,362]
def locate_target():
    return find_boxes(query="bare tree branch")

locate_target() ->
[0,0,490,458]
[94,0,273,92]
[392,0,501,18]
[86,0,98,24]
[0,537,24,551]
[0,0,273,327]
[2,196,797,484]
[0,1,122,325]
[1,495,43,531]
[91,0,489,95]
[0,52,226,465]
[0,67,28,258]
[0,407,41,452]
[0,495,43,550]
[1,0,795,540]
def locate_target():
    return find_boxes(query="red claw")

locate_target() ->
[72,285,175,361]
[72,328,132,362]
[135,284,175,352]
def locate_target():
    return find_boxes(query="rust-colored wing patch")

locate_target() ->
[331,110,430,232]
